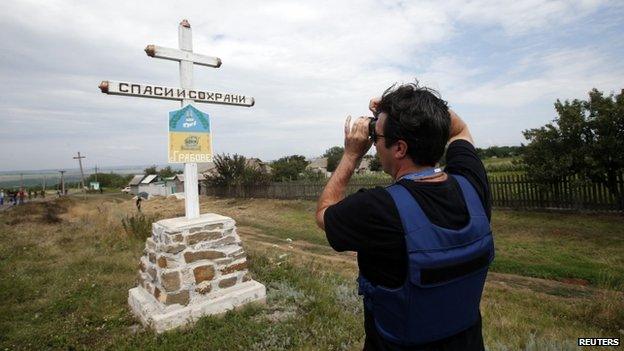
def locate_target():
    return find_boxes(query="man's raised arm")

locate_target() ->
[315,116,372,230]
[447,109,474,145]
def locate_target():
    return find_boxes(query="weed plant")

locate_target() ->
[121,213,159,240]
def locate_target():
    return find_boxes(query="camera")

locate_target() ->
[368,116,378,141]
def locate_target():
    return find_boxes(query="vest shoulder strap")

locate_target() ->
[386,175,488,234]
[385,183,427,234]
[451,174,487,218]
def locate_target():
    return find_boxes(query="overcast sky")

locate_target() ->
[1,0,623,171]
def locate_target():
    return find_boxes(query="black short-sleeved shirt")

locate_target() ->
[324,140,491,351]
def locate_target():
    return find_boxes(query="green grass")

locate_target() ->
[482,157,520,166]
[210,198,329,246]
[491,210,624,290]
[0,199,363,350]
[0,197,622,350]
[481,156,527,175]
[205,197,624,291]
[116,255,364,350]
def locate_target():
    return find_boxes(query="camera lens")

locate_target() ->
[368,117,377,140]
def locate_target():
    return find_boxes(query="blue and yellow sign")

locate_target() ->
[168,105,213,163]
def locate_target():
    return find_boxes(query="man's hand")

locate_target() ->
[369,97,381,115]
[447,109,474,145]
[344,116,373,160]
[316,115,372,231]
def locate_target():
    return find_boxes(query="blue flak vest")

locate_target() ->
[358,174,495,346]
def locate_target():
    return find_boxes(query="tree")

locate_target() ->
[143,165,157,175]
[522,88,624,208]
[86,173,132,188]
[143,165,181,178]
[369,153,382,171]
[323,146,344,172]
[475,146,523,159]
[205,154,270,187]
[158,166,179,178]
[271,155,309,182]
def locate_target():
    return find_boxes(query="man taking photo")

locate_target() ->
[316,82,495,351]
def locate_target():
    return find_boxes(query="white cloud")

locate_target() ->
[454,47,624,108]
[452,0,608,35]
[0,0,622,170]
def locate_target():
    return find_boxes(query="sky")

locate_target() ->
[1,0,623,171]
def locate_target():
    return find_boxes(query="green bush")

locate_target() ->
[41,203,62,224]
[206,154,271,187]
[271,155,309,182]
[86,173,133,189]
[121,213,158,240]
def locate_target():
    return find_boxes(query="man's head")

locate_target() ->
[373,82,450,176]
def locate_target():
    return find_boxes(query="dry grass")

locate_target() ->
[0,195,622,350]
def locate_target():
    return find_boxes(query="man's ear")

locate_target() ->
[394,140,408,159]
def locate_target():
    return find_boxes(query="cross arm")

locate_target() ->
[98,80,254,107]
[145,45,222,68]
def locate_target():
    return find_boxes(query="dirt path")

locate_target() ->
[240,226,358,267]
[237,225,619,301]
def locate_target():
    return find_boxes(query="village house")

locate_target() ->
[170,173,205,194]
[306,157,330,177]
[197,162,216,195]
[136,174,172,197]
[245,158,272,173]
[356,157,372,174]
[127,174,146,195]
[198,161,217,177]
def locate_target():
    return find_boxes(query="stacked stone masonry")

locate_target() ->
[137,216,252,307]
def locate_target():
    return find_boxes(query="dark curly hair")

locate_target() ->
[377,82,451,166]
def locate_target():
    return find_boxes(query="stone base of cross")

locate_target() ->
[128,213,265,333]
[99,19,265,332]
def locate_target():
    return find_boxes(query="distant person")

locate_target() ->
[18,189,25,204]
[99,187,103,194]
[41,189,45,198]
[316,82,494,350]
[0,189,4,205]
[136,196,142,212]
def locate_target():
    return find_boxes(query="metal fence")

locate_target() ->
[205,172,624,212]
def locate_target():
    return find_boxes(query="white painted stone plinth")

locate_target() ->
[128,280,266,333]
[129,213,266,333]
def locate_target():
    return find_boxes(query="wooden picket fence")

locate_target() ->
[205,172,624,212]
[488,173,624,212]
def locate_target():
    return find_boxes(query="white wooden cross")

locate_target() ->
[99,19,254,219]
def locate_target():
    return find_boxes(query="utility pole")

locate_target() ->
[94,165,98,183]
[20,173,23,189]
[59,170,66,196]
[73,152,87,198]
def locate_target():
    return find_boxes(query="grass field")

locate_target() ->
[0,195,622,350]
[482,157,519,166]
